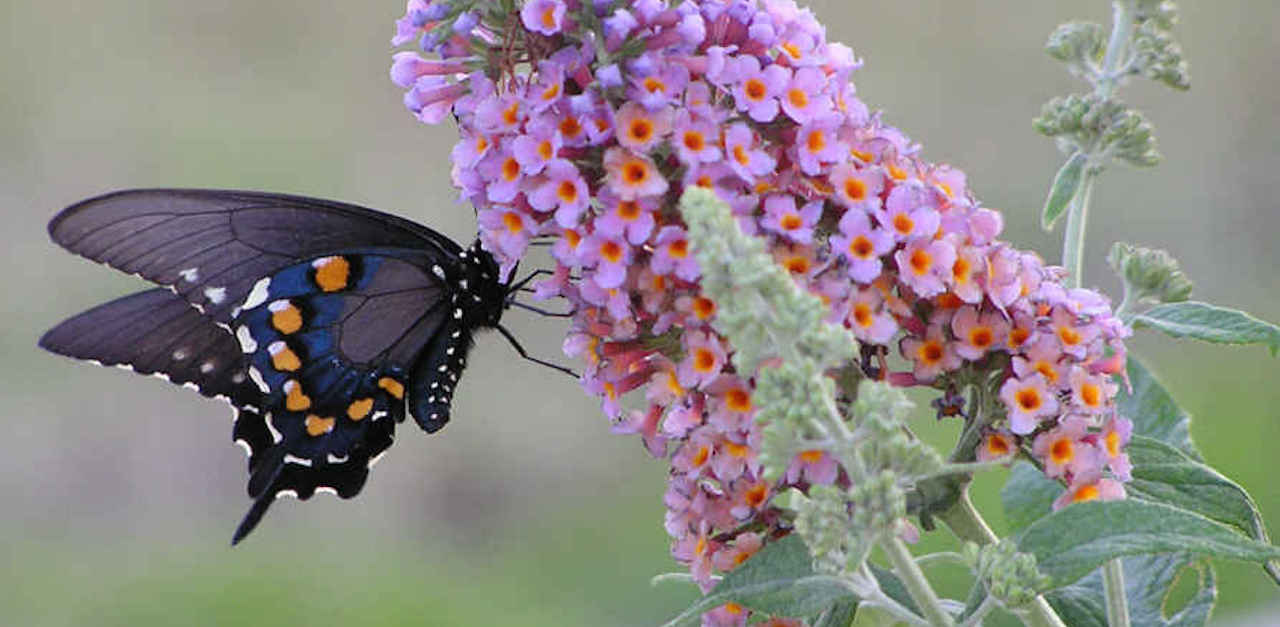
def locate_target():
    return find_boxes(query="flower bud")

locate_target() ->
[1108,242,1193,304]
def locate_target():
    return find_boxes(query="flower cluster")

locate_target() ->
[390,0,1132,609]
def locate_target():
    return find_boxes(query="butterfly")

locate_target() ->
[39,189,570,544]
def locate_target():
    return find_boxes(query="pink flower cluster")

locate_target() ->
[390,0,1132,606]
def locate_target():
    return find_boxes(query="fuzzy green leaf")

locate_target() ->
[1118,357,1200,460]
[1042,152,1087,230]
[660,535,853,626]
[1047,553,1216,627]
[1002,462,1066,534]
[1016,499,1280,588]
[1125,436,1280,583]
[1131,301,1280,356]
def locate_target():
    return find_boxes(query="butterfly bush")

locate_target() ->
[390,0,1131,598]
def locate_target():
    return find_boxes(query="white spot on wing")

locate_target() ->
[179,267,200,283]
[204,286,227,304]
[231,372,246,385]
[181,382,199,392]
[284,454,312,467]
[265,412,283,443]
[234,439,253,457]
[276,490,299,500]
[432,265,446,280]
[315,487,338,496]
[240,277,272,313]
[327,453,349,464]
[172,349,188,361]
[200,361,216,374]
[236,326,258,353]
[248,366,269,393]
[268,299,291,312]
[368,451,389,468]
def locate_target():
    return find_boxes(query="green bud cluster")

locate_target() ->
[1045,21,1106,78]
[961,540,1053,608]
[852,381,944,480]
[794,485,868,574]
[1108,242,1194,305]
[1034,93,1160,168]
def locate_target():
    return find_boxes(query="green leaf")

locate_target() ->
[1042,152,1088,230]
[659,535,853,627]
[811,599,857,627]
[1125,436,1280,583]
[1047,553,1216,627]
[1118,357,1200,460]
[1016,499,1280,587]
[1131,301,1280,356]
[1001,462,1065,534]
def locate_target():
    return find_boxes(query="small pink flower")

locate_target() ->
[723,123,777,183]
[950,306,1008,361]
[1051,307,1100,360]
[528,159,590,227]
[785,449,839,485]
[976,429,1018,463]
[759,194,822,244]
[999,373,1061,435]
[520,0,567,36]
[847,286,899,345]
[829,163,884,212]
[780,66,831,124]
[1013,336,1069,390]
[830,210,893,283]
[580,233,633,289]
[1096,416,1134,481]
[678,330,727,389]
[900,321,962,382]
[1053,472,1127,511]
[725,55,789,122]
[671,110,722,165]
[895,238,956,298]
[1069,366,1117,415]
[1032,416,1097,479]
[878,182,941,242]
[792,114,846,175]
[596,192,657,245]
[603,147,669,200]
[511,128,562,175]
[614,101,673,152]
[651,226,701,281]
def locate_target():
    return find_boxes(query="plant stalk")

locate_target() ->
[1103,559,1131,627]
[882,535,956,627]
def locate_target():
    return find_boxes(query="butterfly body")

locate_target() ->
[40,189,510,543]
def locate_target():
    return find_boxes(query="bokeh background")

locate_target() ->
[4,1,1277,625]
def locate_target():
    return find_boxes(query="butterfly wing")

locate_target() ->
[47,189,465,323]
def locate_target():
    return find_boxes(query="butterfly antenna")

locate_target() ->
[509,300,575,318]
[505,268,553,295]
[496,324,578,379]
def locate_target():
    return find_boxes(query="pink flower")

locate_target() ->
[829,163,884,211]
[672,110,723,165]
[724,55,789,122]
[780,66,831,124]
[1032,416,1098,479]
[900,320,961,382]
[976,430,1018,463]
[603,147,669,200]
[1053,473,1127,511]
[830,209,893,283]
[614,102,673,152]
[792,114,846,175]
[651,226,701,281]
[520,0,567,36]
[1068,366,1117,415]
[678,331,727,389]
[580,233,633,289]
[785,449,839,485]
[511,127,562,175]
[878,182,941,242]
[895,238,956,298]
[847,286,898,345]
[596,192,657,245]
[1096,416,1134,481]
[999,374,1061,435]
[723,123,777,183]
[950,306,1008,361]
[528,159,590,227]
[759,194,822,244]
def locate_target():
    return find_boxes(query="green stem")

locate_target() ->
[1060,174,1095,289]
[882,535,956,627]
[936,491,1067,627]
[1103,559,1131,627]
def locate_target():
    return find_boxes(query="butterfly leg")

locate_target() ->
[509,301,575,318]
[496,324,579,379]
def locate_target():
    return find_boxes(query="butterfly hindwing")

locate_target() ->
[38,288,259,405]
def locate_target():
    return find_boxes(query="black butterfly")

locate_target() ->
[39,189,569,544]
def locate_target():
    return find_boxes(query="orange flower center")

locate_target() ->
[1035,361,1058,384]
[623,161,649,185]
[474,136,489,153]
[1050,438,1074,464]
[781,42,802,59]
[557,180,578,203]
[617,200,640,220]
[784,255,811,275]
[1016,387,1042,412]
[849,235,874,259]
[986,434,1011,456]
[1009,327,1031,349]
[726,387,751,412]
[798,449,824,463]
[668,239,689,258]
[1072,484,1101,503]
[600,240,623,263]
[1105,430,1121,456]
[788,88,809,109]
[850,148,873,162]
[502,212,523,233]
[780,213,804,231]
[628,118,654,144]
[909,248,932,275]
[919,340,944,365]
[852,303,873,327]
[1058,325,1082,346]
[969,327,993,349]
[540,82,560,102]
[692,445,710,467]
[844,178,866,201]
[1080,382,1101,407]
[693,296,716,319]
[642,76,665,93]
[541,7,557,28]
[732,144,750,166]
[502,157,520,181]
[502,102,520,126]
[744,79,766,101]
[953,256,971,282]
[744,483,769,508]
[563,228,581,248]
[682,130,705,152]
[693,347,716,372]
[806,129,825,153]
[537,140,554,160]
[893,212,915,235]
[558,116,582,138]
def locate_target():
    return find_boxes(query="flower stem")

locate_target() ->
[882,535,956,627]
[936,490,1067,627]
[1103,559,1131,627]
[1060,173,1095,289]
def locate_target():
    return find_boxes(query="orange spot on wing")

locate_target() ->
[347,398,374,421]
[305,414,335,437]
[312,256,350,292]
[269,343,302,372]
[270,301,303,335]
[379,377,405,400]
[284,380,311,411]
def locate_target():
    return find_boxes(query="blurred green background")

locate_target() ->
[3,1,1277,625]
